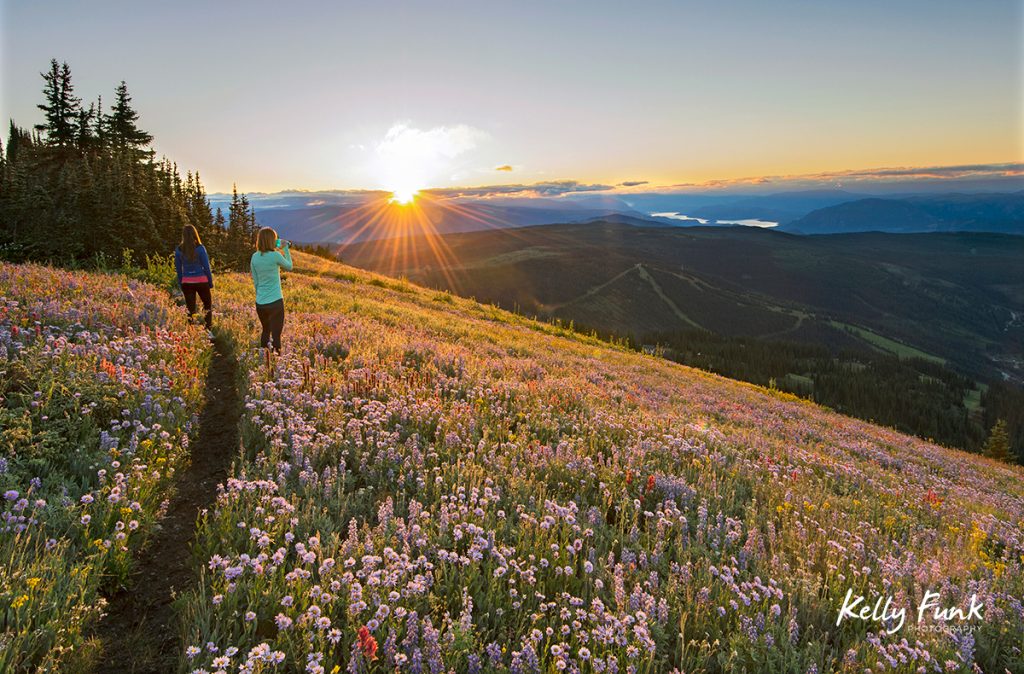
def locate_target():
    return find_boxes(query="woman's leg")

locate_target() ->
[270,300,285,353]
[197,284,213,329]
[182,284,198,320]
[256,303,272,349]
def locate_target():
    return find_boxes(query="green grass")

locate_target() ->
[963,384,988,412]
[829,320,946,364]
[782,372,814,388]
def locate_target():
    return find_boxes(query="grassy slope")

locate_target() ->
[177,252,1024,673]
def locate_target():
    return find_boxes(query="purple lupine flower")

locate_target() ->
[421,618,443,674]
[403,611,420,656]
[486,641,503,668]
[383,629,398,664]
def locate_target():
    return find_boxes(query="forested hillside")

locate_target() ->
[0,60,258,269]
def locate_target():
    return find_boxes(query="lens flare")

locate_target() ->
[389,189,418,205]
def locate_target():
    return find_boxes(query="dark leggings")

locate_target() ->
[181,282,212,329]
[255,299,285,352]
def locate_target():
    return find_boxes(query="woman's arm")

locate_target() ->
[174,248,183,287]
[278,243,294,271]
[250,257,259,291]
[199,246,214,287]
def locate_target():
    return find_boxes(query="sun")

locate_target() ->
[389,188,418,205]
[373,123,484,208]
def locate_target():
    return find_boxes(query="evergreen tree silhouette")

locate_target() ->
[983,419,1012,463]
[104,81,154,159]
[36,60,80,149]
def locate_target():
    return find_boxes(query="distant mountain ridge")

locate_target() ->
[783,192,1024,234]
[687,189,867,224]
[250,198,667,244]
[223,188,1024,240]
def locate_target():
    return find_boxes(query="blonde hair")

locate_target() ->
[256,227,277,254]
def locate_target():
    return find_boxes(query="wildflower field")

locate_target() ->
[187,255,1024,674]
[2,256,1023,673]
[0,263,209,669]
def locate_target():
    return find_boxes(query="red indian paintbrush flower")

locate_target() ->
[357,626,378,661]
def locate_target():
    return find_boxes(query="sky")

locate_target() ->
[1,0,1022,194]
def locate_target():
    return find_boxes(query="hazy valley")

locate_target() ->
[334,222,1024,457]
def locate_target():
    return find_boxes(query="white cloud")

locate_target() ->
[371,123,488,196]
[377,123,485,160]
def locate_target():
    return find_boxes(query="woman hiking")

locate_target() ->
[174,225,214,331]
[251,226,293,353]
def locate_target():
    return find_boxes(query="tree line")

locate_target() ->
[0,60,258,270]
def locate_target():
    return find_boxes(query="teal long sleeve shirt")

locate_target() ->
[250,246,293,305]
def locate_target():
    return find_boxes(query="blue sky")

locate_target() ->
[2,0,1021,193]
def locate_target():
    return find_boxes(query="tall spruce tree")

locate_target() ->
[104,81,153,157]
[35,60,80,149]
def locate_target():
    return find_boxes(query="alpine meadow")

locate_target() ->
[1,2,1023,673]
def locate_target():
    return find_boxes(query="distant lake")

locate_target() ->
[651,212,778,228]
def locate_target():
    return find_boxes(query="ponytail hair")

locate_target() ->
[180,225,201,261]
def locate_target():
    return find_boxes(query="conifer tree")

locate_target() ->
[190,172,216,238]
[983,419,1012,462]
[104,81,153,157]
[214,207,226,237]
[226,184,252,267]
[6,121,31,164]
[75,103,97,152]
[35,60,81,149]
[240,192,255,242]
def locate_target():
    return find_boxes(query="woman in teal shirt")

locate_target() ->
[251,227,293,352]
